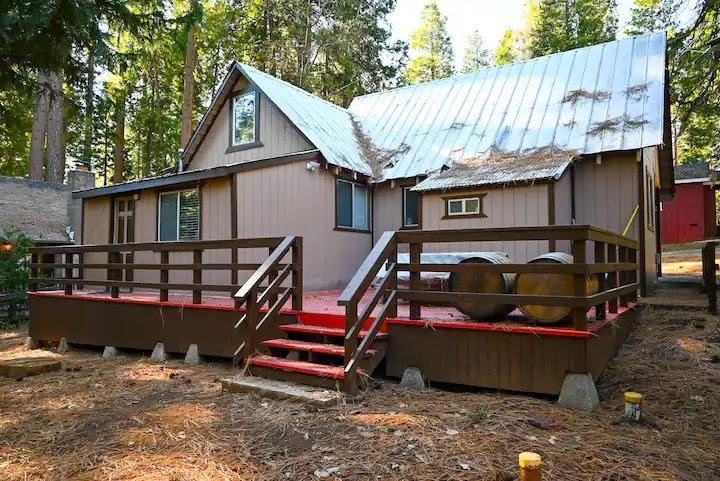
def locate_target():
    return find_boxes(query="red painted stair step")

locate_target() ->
[261,338,376,357]
[248,355,352,380]
[279,323,388,339]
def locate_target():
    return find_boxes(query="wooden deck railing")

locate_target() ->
[232,236,303,361]
[28,237,300,306]
[338,225,640,393]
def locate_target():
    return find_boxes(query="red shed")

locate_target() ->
[661,162,717,245]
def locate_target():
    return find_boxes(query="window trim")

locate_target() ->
[442,193,487,219]
[157,187,201,242]
[401,186,421,229]
[334,178,371,233]
[226,88,263,153]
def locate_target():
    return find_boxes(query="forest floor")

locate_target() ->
[1,291,719,480]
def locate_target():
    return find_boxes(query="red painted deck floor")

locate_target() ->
[32,288,630,338]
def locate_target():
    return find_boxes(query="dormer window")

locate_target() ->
[231,91,257,147]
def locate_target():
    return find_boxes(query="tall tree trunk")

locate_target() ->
[29,71,50,180]
[82,47,96,167]
[180,0,199,150]
[46,70,65,184]
[113,91,125,184]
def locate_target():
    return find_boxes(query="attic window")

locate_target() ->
[442,194,487,219]
[231,91,256,147]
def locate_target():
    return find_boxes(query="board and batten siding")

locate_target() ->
[419,183,551,263]
[372,182,403,245]
[189,78,313,170]
[81,197,112,283]
[233,161,372,291]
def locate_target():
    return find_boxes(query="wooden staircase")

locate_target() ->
[245,313,388,390]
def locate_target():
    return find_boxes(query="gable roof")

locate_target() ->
[183,62,371,176]
[349,32,669,190]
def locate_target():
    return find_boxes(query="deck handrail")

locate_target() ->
[337,224,640,394]
[232,236,303,362]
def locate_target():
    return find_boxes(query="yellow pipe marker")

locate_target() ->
[519,452,542,481]
[624,391,643,421]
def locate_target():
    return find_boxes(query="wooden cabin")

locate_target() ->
[28,33,675,401]
[661,162,717,245]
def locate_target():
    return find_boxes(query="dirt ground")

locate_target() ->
[1,293,719,481]
[661,244,720,277]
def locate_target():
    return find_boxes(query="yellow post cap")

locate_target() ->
[519,452,542,468]
[624,392,643,403]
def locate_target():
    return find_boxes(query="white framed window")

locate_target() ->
[231,91,256,146]
[336,179,369,231]
[403,186,419,228]
[446,196,482,216]
[158,188,200,241]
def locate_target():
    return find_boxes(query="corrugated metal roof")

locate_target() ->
[239,64,372,176]
[674,162,710,181]
[349,32,667,189]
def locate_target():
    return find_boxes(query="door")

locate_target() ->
[113,197,135,283]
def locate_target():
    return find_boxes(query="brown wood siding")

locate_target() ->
[201,178,232,287]
[233,161,372,290]
[372,183,403,245]
[419,183,550,262]
[189,78,313,170]
[81,197,112,282]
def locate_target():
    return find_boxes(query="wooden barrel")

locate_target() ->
[514,252,599,324]
[448,253,515,320]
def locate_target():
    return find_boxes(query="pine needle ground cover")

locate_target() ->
[0,294,718,480]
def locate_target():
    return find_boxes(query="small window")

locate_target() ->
[403,187,419,228]
[336,179,369,231]
[158,189,200,241]
[232,91,256,146]
[445,196,483,217]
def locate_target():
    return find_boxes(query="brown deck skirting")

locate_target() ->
[384,306,638,395]
[28,293,295,358]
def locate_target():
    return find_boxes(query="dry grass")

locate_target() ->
[1,296,719,480]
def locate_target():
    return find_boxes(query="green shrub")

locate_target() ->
[0,227,33,296]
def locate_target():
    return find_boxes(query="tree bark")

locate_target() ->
[113,90,125,184]
[180,0,199,150]
[45,70,65,184]
[82,47,96,167]
[29,71,50,180]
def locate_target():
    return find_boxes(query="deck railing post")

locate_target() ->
[607,244,618,314]
[109,251,120,298]
[703,242,717,314]
[291,237,303,311]
[30,252,38,292]
[571,239,587,331]
[160,251,169,302]
[64,253,73,295]
[594,241,606,320]
[409,241,422,320]
[192,249,202,304]
[77,253,84,290]
[387,243,398,318]
[267,245,279,309]
[629,248,638,303]
[618,246,629,307]
[343,303,359,394]
[245,290,258,359]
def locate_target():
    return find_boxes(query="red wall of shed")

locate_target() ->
[661,183,717,244]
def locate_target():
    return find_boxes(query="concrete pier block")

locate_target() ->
[56,337,69,354]
[558,373,599,411]
[150,342,168,363]
[184,344,201,365]
[400,366,426,390]
[24,337,38,350]
[102,346,119,359]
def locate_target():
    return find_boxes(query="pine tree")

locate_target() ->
[404,1,455,84]
[524,0,618,58]
[462,31,491,73]
[495,29,518,66]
